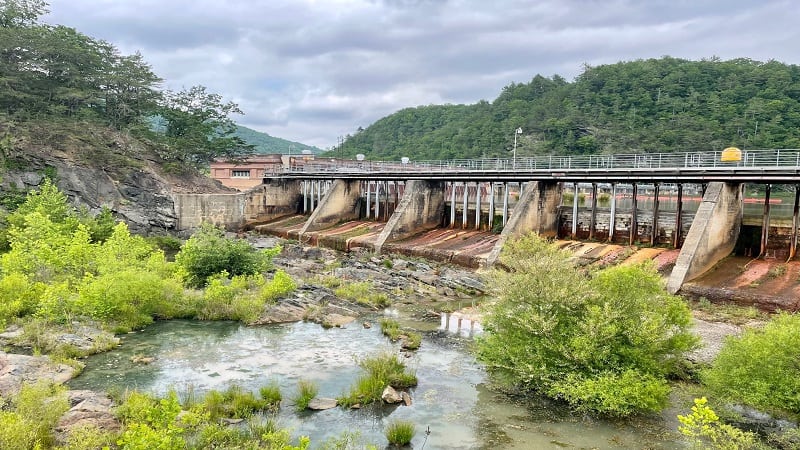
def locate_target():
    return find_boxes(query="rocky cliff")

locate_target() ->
[0,120,234,234]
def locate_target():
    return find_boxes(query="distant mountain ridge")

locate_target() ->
[234,125,322,155]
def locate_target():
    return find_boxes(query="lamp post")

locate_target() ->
[513,127,522,169]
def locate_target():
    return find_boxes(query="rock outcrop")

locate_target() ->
[0,122,233,234]
[55,390,120,439]
[0,351,76,397]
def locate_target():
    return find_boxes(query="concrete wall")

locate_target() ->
[299,179,361,235]
[667,182,743,294]
[174,179,302,231]
[173,193,246,231]
[374,180,446,253]
[242,179,303,227]
[484,181,563,267]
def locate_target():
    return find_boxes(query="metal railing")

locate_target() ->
[287,149,800,174]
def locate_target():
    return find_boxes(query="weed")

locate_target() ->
[259,381,282,408]
[292,379,319,411]
[385,420,415,446]
[338,351,417,407]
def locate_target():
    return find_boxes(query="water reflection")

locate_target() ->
[69,319,680,449]
[440,313,483,337]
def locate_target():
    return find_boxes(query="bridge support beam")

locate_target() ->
[485,181,562,267]
[667,182,743,294]
[299,179,361,237]
[375,180,446,254]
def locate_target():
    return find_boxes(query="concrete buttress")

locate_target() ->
[666,182,743,294]
[374,180,446,254]
[484,181,562,267]
[299,179,361,237]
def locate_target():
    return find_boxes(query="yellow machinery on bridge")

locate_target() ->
[721,146,742,162]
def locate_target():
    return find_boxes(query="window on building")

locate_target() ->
[232,170,251,178]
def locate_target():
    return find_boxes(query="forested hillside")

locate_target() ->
[328,58,800,160]
[233,125,321,155]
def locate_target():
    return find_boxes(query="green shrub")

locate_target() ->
[293,379,319,411]
[57,425,117,450]
[678,397,765,450]
[704,313,800,414]
[0,381,69,450]
[476,233,697,416]
[175,222,279,288]
[385,420,415,446]
[262,269,297,302]
[0,273,42,327]
[197,273,266,323]
[338,352,417,407]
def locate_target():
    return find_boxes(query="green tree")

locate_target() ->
[476,234,697,416]
[155,85,254,166]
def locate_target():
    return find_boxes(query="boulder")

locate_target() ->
[55,390,119,437]
[401,391,412,406]
[381,386,403,404]
[307,397,338,410]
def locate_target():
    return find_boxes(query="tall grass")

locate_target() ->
[338,351,417,408]
[385,420,415,446]
[292,379,319,411]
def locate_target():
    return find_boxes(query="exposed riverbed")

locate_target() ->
[69,318,683,449]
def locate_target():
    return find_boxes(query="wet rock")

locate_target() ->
[130,355,155,364]
[55,390,119,440]
[222,418,245,425]
[307,398,338,410]
[321,314,356,328]
[401,392,412,406]
[382,386,402,404]
[363,322,372,329]
[0,351,76,397]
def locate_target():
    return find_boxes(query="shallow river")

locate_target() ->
[69,318,683,449]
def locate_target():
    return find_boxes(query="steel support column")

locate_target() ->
[609,183,617,242]
[589,183,597,240]
[488,183,495,230]
[674,184,684,248]
[630,184,639,246]
[462,182,469,229]
[450,182,456,227]
[475,182,482,230]
[502,182,509,227]
[571,182,579,239]
[789,185,800,261]
[759,184,771,258]
[366,181,371,219]
[651,183,660,245]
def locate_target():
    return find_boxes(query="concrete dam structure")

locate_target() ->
[172,149,800,300]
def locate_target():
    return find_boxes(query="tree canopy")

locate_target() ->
[0,0,253,166]
[327,58,800,160]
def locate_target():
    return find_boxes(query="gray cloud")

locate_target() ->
[45,0,800,149]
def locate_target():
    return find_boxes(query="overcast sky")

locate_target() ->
[45,0,800,149]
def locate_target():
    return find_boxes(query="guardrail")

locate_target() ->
[287,149,800,174]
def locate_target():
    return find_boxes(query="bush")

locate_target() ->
[704,313,800,414]
[476,233,697,416]
[262,269,297,302]
[175,222,279,288]
[0,381,69,450]
[385,420,415,446]
[678,397,765,450]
